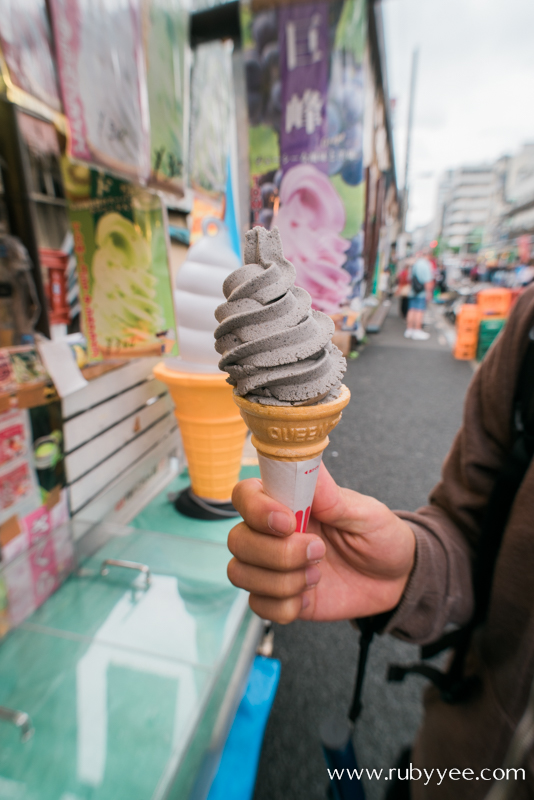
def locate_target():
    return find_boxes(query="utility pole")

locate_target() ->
[402,48,419,233]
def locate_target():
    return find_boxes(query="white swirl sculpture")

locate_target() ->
[175,218,241,370]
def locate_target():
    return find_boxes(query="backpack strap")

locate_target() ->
[388,324,534,703]
[348,612,394,723]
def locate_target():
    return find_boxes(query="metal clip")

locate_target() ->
[0,706,34,742]
[100,559,151,588]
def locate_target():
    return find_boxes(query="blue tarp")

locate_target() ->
[207,656,281,800]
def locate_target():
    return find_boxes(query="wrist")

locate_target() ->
[393,517,417,601]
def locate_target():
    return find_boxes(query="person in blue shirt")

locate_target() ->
[405,251,434,341]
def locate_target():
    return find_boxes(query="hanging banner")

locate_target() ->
[49,0,150,182]
[189,40,235,241]
[64,165,177,361]
[242,0,367,313]
[144,0,189,196]
[0,0,61,111]
[279,4,329,167]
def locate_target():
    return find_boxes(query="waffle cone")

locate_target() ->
[153,363,247,501]
[233,385,350,462]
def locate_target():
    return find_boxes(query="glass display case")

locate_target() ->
[0,518,261,800]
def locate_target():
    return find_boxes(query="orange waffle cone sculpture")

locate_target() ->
[154,363,247,501]
[233,386,350,531]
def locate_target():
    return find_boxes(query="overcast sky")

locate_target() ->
[382,0,534,231]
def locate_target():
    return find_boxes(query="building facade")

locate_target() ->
[438,165,495,251]
[504,143,534,239]
[434,143,534,254]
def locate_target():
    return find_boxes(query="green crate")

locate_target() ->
[479,318,506,335]
[477,317,506,360]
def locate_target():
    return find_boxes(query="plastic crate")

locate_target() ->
[454,342,477,361]
[510,288,524,307]
[456,305,480,338]
[478,318,506,343]
[457,319,480,336]
[457,303,481,322]
[477,343,491,361]
[456,330,478,347]
[477,318,506,361]
[477,288,511,317]
[479,317,506,332]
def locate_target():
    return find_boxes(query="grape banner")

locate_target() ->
[242,0,367,314]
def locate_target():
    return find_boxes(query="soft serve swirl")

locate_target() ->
[214,226,346,405]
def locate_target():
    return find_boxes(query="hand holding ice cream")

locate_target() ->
[227,467,416,623]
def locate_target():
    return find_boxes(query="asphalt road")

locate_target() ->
[252,303,474,800]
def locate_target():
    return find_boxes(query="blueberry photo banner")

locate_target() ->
[242,0,368,313]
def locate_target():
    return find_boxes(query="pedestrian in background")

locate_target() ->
[405,250,434,340]
[396,261,411,318]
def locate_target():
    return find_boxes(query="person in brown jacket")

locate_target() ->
[227,285,534,798]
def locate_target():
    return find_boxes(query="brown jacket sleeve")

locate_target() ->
[386,286,534,644]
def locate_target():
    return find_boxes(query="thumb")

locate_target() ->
[312,462,384,534]
[311,462,349,522]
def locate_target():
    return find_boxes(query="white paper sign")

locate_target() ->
[37,340,88,398]
[257,453,322,533]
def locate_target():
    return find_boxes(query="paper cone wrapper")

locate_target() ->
[257,452,323,532]
[234,385,350,532]
[153,362,248,501]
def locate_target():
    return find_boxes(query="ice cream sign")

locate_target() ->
[66,168,177,360]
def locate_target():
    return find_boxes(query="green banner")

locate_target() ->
[65,165,177,360]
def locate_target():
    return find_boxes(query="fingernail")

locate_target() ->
[268,511,292,535]
[307,539,326,562]
[301,593,310,610]
[305,565,321,587]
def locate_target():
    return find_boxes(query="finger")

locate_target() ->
[248,592,306,625]
[227,558,322,598]
[228,522,325,572]
[232,478,296,537]
[311,463,346,518]
[312,463,387,533]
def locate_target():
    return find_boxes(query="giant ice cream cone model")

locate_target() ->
[153,364,247,504]
[154,219,247,519]
[215,226,350,530]
[175,218,241,366]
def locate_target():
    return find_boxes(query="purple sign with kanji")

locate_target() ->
[244,0,367,313]
[279,3,329,172]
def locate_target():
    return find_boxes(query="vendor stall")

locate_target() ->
[0,2,271,798]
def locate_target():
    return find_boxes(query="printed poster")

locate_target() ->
[49,0,150,182]
[0,408,39,527]
[64,165,177,360]
[189,40,235,238]
[144,0,189,196]
[0,401,73,638]
[243,0,367,312]
[0,0,61,110]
